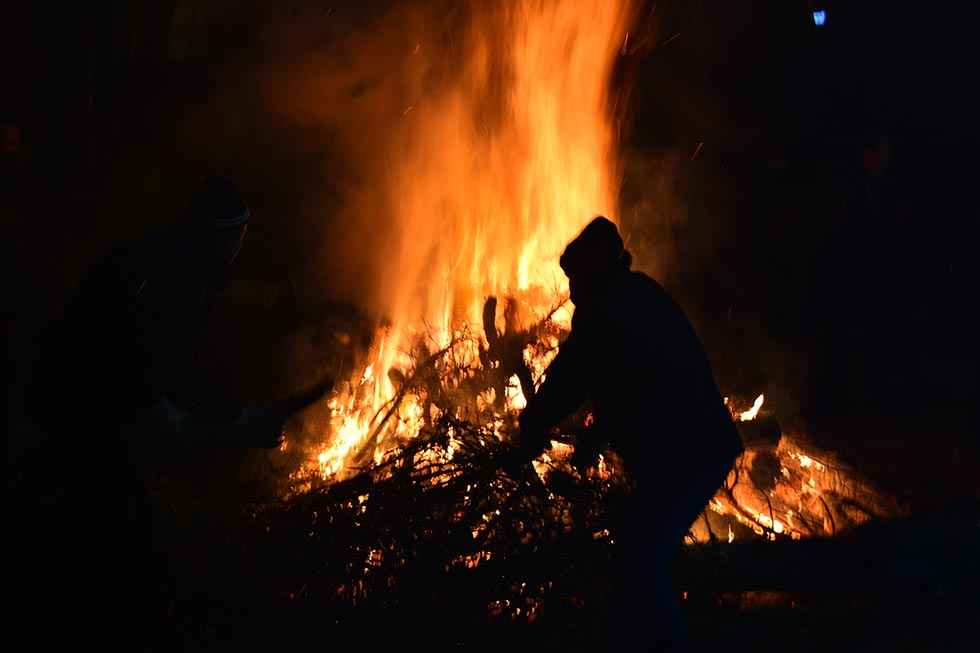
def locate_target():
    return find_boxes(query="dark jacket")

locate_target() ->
[26,227,229,443]
[521,269,742,490]
[17,229,218,648]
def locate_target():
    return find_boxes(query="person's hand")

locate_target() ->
[234,375,334,450]
[277,375,335,416]
[499,427,550,480]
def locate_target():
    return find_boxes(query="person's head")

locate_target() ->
[559,216,631,306]
[185,175,249,269]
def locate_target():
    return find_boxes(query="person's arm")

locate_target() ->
[147,376,334,450]
[147,396,278,449]
[517,313,596,454]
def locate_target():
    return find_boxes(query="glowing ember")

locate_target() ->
[690,425,903,544]
[531,440,574,482]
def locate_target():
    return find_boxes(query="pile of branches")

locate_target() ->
[248,413,630,637]
[229,295,625,642]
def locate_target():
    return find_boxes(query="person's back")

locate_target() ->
[28,174,249,432]
[30,238,162,438]
[580,268,741,485]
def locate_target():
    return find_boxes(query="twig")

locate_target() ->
[818,494,836,536]
[353,337,462,466]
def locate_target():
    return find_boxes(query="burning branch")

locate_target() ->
[261,412,628,623]
[481,296,537,407]
[351,336,463,470]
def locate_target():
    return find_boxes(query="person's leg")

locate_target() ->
[649,533,687,651]
[604,492,687,652]
[654,452,737,651]
[603,494,648,651]
[603,451,734,651]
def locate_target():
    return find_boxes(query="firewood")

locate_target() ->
[677,504,979,593]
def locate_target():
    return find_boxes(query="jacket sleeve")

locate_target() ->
[518,312,595,446]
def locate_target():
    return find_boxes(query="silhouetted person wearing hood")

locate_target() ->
[516,216,742,651]
[17,176,329,649]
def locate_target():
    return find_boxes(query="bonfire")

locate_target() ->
[239,0,901,625]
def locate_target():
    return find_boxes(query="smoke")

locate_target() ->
[173,1,769,402]
[251,2,446,312]
[170,2,743,379]
[253,1,635,334]
[168,1,820,479]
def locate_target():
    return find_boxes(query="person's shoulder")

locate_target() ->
[626,269,659,286]
[613,270,689,325]
[621,269,669,299]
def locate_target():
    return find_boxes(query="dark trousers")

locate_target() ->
[605,452,733,652]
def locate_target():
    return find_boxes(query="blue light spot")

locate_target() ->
[812,10,827,26]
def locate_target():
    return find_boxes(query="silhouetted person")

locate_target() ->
[17,176,327,649]
[516,216,742,652]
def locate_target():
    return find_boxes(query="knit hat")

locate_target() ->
[559,216,630,279]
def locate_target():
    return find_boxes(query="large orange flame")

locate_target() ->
[293,0,636,485]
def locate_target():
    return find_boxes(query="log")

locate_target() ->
[677,504,980,594]
[693,432,908,543]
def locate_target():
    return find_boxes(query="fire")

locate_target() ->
[369,0,629,338]
[531,440,574,482]
[292,0,636,486]
[738,394,765,421]
[278,0,894,561]
[504,375,528,412]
